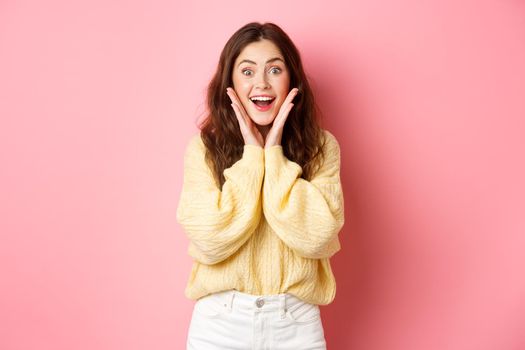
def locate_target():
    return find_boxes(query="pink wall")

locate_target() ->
[1,0,524,349]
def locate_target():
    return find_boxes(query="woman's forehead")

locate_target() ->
[235,40,284,64]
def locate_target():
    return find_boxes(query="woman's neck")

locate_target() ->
[257,125,271,141]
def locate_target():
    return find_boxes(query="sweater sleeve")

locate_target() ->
[176,134,265,265]
[262,130,344,259]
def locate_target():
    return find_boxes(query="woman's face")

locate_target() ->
[232,39,291,127]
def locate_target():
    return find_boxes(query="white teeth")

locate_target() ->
[250,96,274,101]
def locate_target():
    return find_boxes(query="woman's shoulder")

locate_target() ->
[320,129,341,152]
[183,132,206,156]
[321,128,336,141]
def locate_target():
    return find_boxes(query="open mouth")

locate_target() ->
[250,96,275,111]
[250,96,275,106]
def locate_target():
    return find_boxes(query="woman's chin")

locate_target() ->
[248,113,276,126]
[251,120,275,129]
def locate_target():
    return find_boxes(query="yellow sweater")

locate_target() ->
[176,129,345,305]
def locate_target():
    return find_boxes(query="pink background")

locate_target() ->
[1,0,524,349]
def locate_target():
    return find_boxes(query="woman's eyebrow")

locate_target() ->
[237,57,284,67]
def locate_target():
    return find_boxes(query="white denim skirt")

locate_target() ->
[186,289,327,350]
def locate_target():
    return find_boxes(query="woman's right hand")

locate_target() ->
[226,87,264,147]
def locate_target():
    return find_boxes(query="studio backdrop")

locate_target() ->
[1,0,524,349]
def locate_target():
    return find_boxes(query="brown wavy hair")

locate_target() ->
[198,21,327,189]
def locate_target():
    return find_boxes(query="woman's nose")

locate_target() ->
[254,72,270,88]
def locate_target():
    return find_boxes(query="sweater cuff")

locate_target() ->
[243,144,264,163]
[264,145,303,175]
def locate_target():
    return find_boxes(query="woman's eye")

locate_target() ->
[270,67,281,74]
[242,69,252,76]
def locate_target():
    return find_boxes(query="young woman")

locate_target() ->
[176,21,345,350]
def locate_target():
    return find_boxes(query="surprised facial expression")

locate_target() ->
[232,39,291,126]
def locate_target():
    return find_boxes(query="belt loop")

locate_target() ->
[219,290,232,312]
[279,294,286,319]
[225,290,235,312]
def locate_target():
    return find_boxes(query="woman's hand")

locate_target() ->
[226,87,264,147]
[264,88,299,149]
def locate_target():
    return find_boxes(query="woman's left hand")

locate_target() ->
[264,88,299,148]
